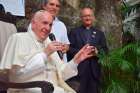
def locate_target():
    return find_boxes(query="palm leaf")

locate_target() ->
[99,44,135,72]
[105,80,127,93]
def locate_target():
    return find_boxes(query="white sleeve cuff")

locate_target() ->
[61,59,78,80]
[68,59,78,70]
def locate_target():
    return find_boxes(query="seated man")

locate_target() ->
[0,10,95,93]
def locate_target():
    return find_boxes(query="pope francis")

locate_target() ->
[0,10,95,93]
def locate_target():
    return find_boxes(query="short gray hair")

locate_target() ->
[32,10,48,21]
[42,0,62,6]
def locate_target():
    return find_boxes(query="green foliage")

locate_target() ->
[99,42,140,93]
[105,80,127,93]
[122,2,139,35]
[121,2,140,20]
[99,43,137,72]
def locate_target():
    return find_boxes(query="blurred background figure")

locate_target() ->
[0,3,17,62]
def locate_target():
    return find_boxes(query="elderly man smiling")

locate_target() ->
[0,10,96,93]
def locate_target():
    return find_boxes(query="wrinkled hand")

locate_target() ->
[74,44,97,64]
[44,41,63,56]
[61,44,69,53]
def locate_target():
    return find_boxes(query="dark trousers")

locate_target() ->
[0,90,7,93]
[78,59,101,93]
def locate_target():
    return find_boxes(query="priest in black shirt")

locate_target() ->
[67,7,108,93]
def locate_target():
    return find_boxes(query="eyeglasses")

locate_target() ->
[81,15,93,18]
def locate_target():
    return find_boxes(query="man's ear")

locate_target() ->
[31,20,36,29]
[31,19,36,24]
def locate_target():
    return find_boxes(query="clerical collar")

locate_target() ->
[86,27,90,30]
[82,25,93,30]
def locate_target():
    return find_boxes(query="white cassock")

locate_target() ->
[0,28,77,93]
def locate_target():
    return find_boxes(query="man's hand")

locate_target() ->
[61,44,69,53]
[73,44,97,64]
[44,41,63,56]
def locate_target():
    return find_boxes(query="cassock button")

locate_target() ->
[92,31,96,38]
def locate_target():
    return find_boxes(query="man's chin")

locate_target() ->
[41,36,48,41]
[50,12,57,17]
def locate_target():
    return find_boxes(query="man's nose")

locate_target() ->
[45,25,51,31]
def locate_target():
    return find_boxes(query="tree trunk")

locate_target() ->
[95,0,123,49]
